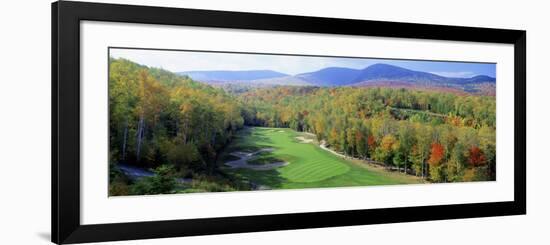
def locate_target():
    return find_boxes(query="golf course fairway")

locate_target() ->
[220,127,422,190]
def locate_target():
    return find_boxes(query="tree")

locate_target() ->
[355,128,367,159]
[367,135,377,155]
[134,69,168,162]
[427,142,445,182]
[346,126,357,156]
[374,134,397,167]
[446,142,465,181]
[396,123,415,173]
[131,165,177,195]
[392,149,406,172]
[414,125,432,179]
[428,142,445,166]
[467,146,486,167]
[109,59,141,162]
[409,145,424,176]
[328,127,340,150]
[167,142,203,172]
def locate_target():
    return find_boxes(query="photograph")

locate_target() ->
[108,47,496,196]
[0,0,535,244]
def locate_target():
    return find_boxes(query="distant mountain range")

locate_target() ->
[177,63,496,95]
[296,67,361,86]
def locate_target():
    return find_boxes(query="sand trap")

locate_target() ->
[224,148,289,170]
[295,136,314,143]
[303,132,316,137]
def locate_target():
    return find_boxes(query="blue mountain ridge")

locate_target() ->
[177,63,495,91]
[297,63,495,87]
[295,67,361,86]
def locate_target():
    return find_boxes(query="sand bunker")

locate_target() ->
[295,136,314,143]
[224,148,289,170]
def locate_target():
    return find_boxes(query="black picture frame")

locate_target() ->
[52,1,526,244]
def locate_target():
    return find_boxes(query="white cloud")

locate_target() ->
[429,71,476,78]
[110,48,490,78]
[109,48,372,75]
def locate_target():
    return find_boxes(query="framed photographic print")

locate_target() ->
[52,1,526,244]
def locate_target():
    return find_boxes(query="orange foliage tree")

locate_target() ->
[427,142,445,166]
[367,135,376,149]
[467,146,486,166]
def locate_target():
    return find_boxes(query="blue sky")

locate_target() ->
[110,48,496,78]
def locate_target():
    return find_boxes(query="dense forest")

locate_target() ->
[239,86,496,182]
[109,58,244,195]
[108,58,496,196]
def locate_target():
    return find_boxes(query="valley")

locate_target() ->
[107,54,496,196]
[219,127,421,190]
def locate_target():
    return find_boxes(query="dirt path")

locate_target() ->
[117,164,192,184]
[319,140,349,159]
[223,148,289,170]
[318,141,424,182]
[303,132,316,137]
[390,107,447,118]
[319,140,387,166]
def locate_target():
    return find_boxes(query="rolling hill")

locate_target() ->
[350,63,447,84]
[295,67,361,86]
[297,63,495,95]
[347,64,495,95]
[178,63,496,95]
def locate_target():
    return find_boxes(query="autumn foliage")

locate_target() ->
[109,57,497,192]
[467,146,486,166]
[427,143,445,166]
[367,135,377,149]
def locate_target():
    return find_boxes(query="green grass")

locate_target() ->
[247,152,286,165]
[221,127,422,189]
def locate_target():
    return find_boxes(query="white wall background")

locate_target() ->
[0,0,547,244]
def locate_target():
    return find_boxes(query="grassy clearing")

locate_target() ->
[220,127,421,189]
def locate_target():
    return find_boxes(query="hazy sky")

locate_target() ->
[110,48,496,78]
